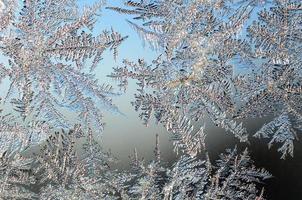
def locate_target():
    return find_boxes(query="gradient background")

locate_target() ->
[0,1,302,199]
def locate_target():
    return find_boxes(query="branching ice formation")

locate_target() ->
[0,0,127,132]
[109,0,302,158]
[0,131,270,199]
[0,0,282,199]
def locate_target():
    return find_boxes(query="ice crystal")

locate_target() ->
[0,127,121,199]
[0,0,294,199]
[0,0,126,132]
[109,0,302,158]
[0,146,37,200]
[36,134,271,199]
[0,107,52,155]
[117,136,271,200]
[235,0,302,158]
[108,0,259,143]
[0,125,270,199]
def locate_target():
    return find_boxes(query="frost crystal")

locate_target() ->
[116,136,271,200]
[0,124,270,199]
[0,0,292,199]
[109,0,302,158]
[0,0,126,132]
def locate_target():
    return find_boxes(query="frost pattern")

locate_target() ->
[0,107,51,155]
[0,0,126,132]
[109,0,302,158]
[123,140,271,200]
[0,0,285,199]
[0,130,270,199]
